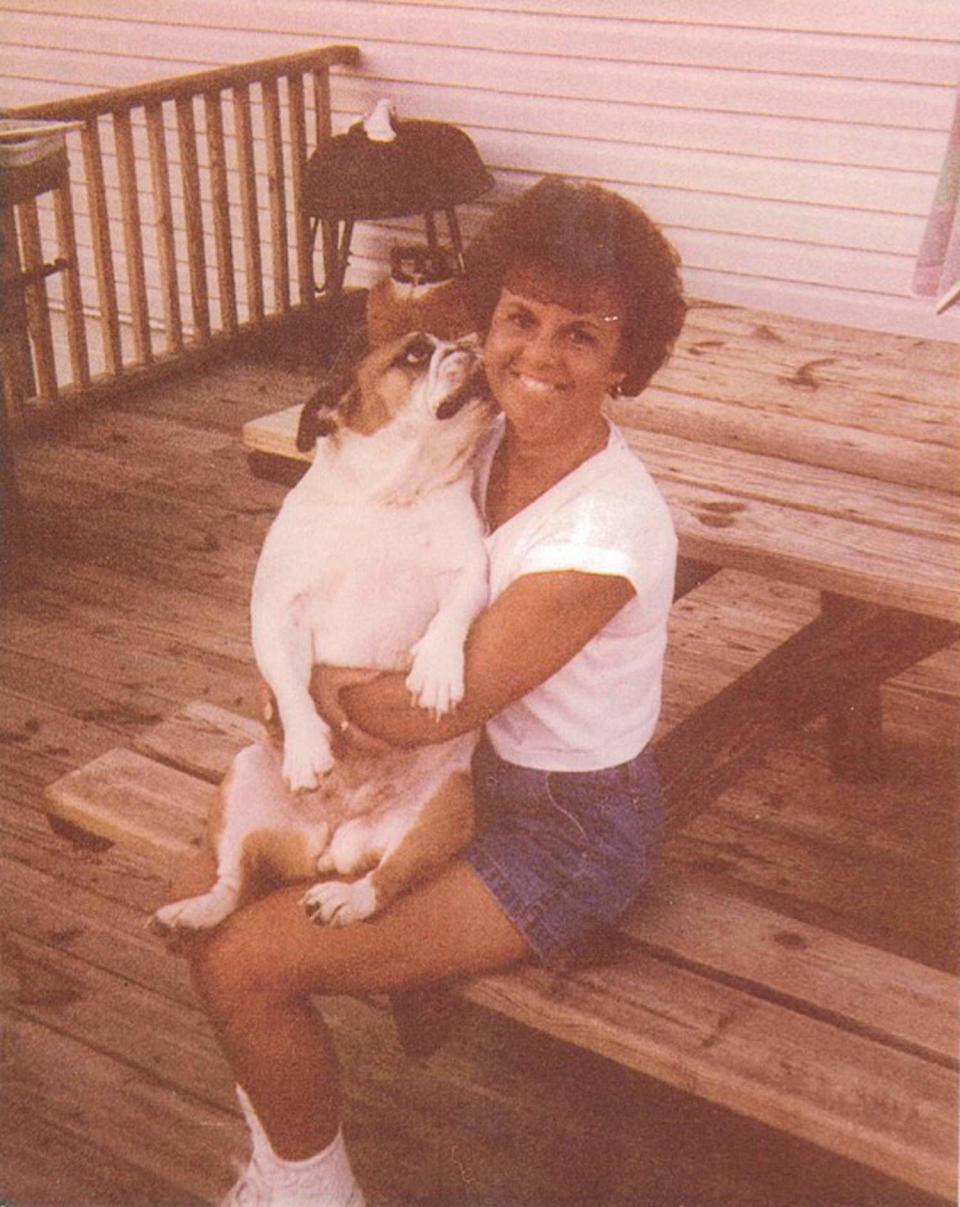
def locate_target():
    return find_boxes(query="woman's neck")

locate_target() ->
[505,411,609,469]
[486,414,610,530]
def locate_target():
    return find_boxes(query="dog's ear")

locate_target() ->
[296,383,341,451]
[295,324,370,452]
[336,382,370,433]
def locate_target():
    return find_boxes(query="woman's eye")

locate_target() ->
[568,328,599,347]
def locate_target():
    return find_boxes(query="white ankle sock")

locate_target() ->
[232,1085,366,1207]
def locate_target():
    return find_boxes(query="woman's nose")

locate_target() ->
[517,326,560,370]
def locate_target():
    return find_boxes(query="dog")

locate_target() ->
[154,330,494,931]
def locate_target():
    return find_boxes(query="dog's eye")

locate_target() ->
[400,335,435,367]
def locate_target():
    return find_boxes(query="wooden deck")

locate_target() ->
[1,322,957,1206]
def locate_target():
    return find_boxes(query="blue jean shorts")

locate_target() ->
[463,736,663,965]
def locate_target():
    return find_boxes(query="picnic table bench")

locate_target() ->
[44,299,959,1199]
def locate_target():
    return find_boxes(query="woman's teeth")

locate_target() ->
[515,373,562,394]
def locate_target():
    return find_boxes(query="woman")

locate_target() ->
[176,176,686,1207]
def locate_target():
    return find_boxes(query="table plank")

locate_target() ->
[681,302,959,386]
[616,384,957,492]
[630,430,959,621]
[624,880,957,1067]
[133,699,263,783]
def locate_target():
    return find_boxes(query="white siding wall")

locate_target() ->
[2,0,958,340]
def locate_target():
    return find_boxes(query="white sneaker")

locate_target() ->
[221,1155,367,1207]
[225,1086,366,1207]
[220,1156,271,1207]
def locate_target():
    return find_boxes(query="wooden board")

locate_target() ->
[463,955,956,1200]
[43,701,960,1199]
[46,745,213,869]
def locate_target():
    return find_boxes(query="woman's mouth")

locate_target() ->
[512,371,565,396]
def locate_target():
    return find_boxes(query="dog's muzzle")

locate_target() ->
[435,361,489,420]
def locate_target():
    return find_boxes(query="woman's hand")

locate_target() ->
[309,665,394,756]
[258,669,393,758]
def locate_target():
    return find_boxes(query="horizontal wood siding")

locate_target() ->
[2,0,958,340]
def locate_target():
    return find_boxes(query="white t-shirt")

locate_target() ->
[476,417,677,772]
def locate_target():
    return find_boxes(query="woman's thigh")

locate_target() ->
[193,859,533,999]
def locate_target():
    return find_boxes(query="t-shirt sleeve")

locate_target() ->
[513,467,676,600]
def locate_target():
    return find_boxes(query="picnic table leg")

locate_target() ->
[673,556,720,600]
[654,599,958,836]
[820,593,886,781]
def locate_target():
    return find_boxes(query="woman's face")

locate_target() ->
[482,265,626,443]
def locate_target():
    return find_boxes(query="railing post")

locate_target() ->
[233,83,264,325]
[175,96,211,345]
[287,73,313,307]
[80,115,123,377]
[262,77,290,316]
[51,156,91,390]
[312,66,337,293]
[113,107,153,367]
[17,197,59,400]
[204,90,238,337]
[145,102,184,355]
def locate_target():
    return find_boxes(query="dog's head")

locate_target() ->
[297,330,491,452]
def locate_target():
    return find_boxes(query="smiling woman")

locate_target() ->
[169,176,687,1207]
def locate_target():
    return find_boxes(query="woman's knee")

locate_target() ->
[188,916,290,1019]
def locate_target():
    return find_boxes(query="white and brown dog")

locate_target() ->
[154,330,493,931]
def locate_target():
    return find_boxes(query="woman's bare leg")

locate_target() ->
[179,859,530,1160]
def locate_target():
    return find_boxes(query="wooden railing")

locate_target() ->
[1,44,360,425]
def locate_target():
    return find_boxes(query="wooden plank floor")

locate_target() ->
[1,341,957,1206]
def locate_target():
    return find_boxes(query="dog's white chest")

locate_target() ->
[253,480,483,670]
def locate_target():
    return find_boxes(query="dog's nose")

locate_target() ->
[439,343,477,377]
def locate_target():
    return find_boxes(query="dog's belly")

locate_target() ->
[305,566,444,669]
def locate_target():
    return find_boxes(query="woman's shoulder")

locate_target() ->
[585,425,673,519]
[527,428,675,555]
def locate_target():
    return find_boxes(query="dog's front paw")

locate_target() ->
[282,716,335,791]
[152,883,239,933]
[302,876,378,926]
[406,632,465,717]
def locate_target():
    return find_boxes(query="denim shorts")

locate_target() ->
[464,736,663,965]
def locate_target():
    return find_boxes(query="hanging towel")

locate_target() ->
[913,88,960,310]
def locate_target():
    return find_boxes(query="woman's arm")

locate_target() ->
[328,569,634,748]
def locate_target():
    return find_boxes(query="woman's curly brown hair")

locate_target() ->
[463,177,686,396]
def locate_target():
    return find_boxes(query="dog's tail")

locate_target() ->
[296,322,370,452]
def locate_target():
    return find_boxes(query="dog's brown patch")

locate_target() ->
[244,827,327,882]
[339,332,436,435]
[369,770,474,908]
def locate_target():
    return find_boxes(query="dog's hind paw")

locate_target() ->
[152,884,239,933]
[302,876,378,926]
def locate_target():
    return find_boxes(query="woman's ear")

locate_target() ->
[607,368,627,396]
